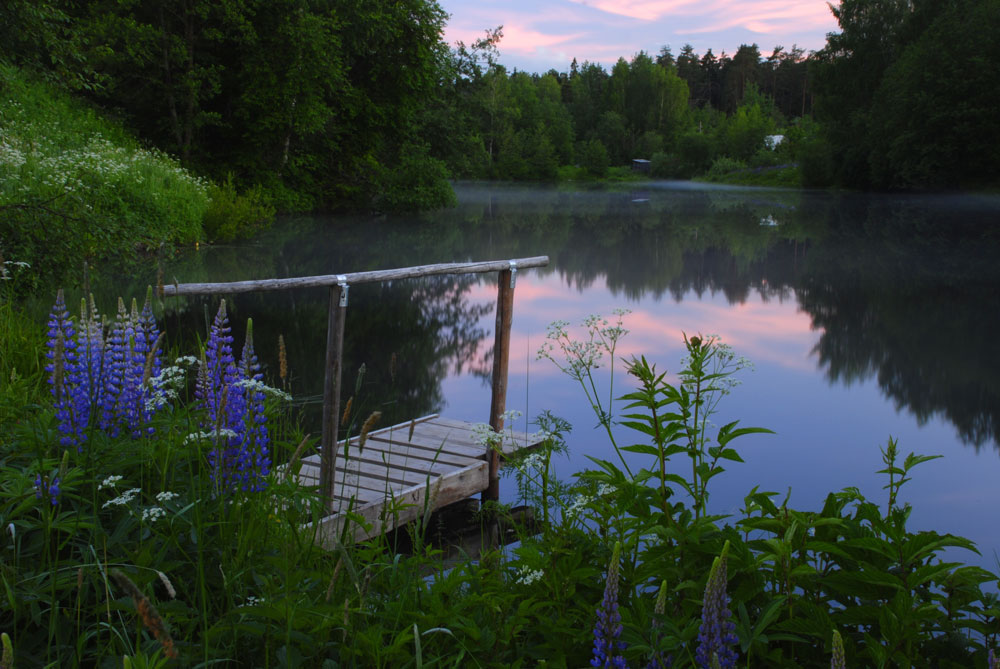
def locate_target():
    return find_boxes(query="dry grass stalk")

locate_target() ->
[142,332,165,387]
[110,569,178,660]
[285,434,311,483]
[325,557,343,602]
[340,396,353,427]
[278,334,288,385]
[358,411,382,451]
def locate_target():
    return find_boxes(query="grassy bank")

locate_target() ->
[1,300,997,666]
[0,65,210,294]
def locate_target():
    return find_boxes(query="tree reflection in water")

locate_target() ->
[104,184,1000,450]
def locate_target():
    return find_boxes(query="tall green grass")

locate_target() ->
[0,64,209,293]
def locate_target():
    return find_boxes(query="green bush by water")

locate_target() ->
[0,65,209,293]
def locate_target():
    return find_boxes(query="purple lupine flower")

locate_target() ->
[234,320,270,491]
[592,541,627,669]
[695,542,738,669]
[46,290,81,446]
[989,648,998,669]
[100,298,129,437]
[66,296,106,448]
[48,477,61,506]
[33,475,60,505]
[199,302,272,494]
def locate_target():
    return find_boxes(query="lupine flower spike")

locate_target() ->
[696,541,738,669]
[830,629,846,669]
[647,579,673,669]
[989,647,999,669]
[592,541,627,668]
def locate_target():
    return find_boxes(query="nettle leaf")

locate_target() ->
[622,443,660,457]
[902,452,943,471]
[802,540,852,561]
[717,421,775,447]
[842,537,897,560]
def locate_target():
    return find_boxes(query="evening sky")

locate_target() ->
[438,0,840,74]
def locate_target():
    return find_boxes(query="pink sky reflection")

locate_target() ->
[464,271,819,379]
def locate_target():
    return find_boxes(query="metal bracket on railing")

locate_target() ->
[508,260,517,289]
[336,275,349,307]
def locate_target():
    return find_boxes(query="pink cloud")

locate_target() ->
[678,1,835,35]
[567,0,702,21]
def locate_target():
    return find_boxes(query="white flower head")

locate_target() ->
[99,475,124,490]
[515,565,544,586]
[141,506,166,523]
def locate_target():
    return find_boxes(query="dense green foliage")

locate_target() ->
[0,65,209,295]
[813,0,1000,189]
[4,0,992,232]
[2,297,998,665]
[33,0,456,213]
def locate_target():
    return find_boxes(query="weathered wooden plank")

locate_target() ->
[311,461,489,547]
[297,463,410,499]
[162,257,550,296]
[301,455,440,488]
[370,429,485,459]
[356,437,480,468]
[425,417,543,455]
[333,446,474,476]
[428,415,539,444]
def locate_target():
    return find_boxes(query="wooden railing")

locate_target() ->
[163,256,550,512]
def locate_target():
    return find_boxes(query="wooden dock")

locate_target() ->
[294,415,544,546]
[162,256,550,547]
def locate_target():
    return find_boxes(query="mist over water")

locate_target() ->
[112,181,1000,569]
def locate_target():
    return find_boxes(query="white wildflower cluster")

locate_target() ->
[98,475,123,490]
[184,428,238,444]
[145,363,189,412]
[537,312,631,382]
[102,487,141,509]
[232,377,292,401]
[514,453,546,475]
[245,595,265,606]
[564,493,594,517]
[141,506,166,523]
[472,411,524,450]
[528,428,554,443]
[1,102,210,204]
[597,483,618,497]
[0,259,30,281]
[514,565,544,586]
[471,422,499,449]
[155,491,179,503]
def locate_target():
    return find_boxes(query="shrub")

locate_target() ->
[202,174,276,242]
[377,142,457,212]
[0,64,208,292]
[650,151,682,178]
[578,139,610,178]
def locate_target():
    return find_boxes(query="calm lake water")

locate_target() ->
[126,181,1000,570]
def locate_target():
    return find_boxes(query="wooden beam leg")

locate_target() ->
[484,268,514,505]
[320,284,347,514]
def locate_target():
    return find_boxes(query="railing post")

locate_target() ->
[320,282,348,514]
[484,266,515,504]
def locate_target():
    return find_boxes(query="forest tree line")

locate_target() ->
[1,0,998,213]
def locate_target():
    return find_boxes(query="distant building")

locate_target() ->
[631,158,651,173]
